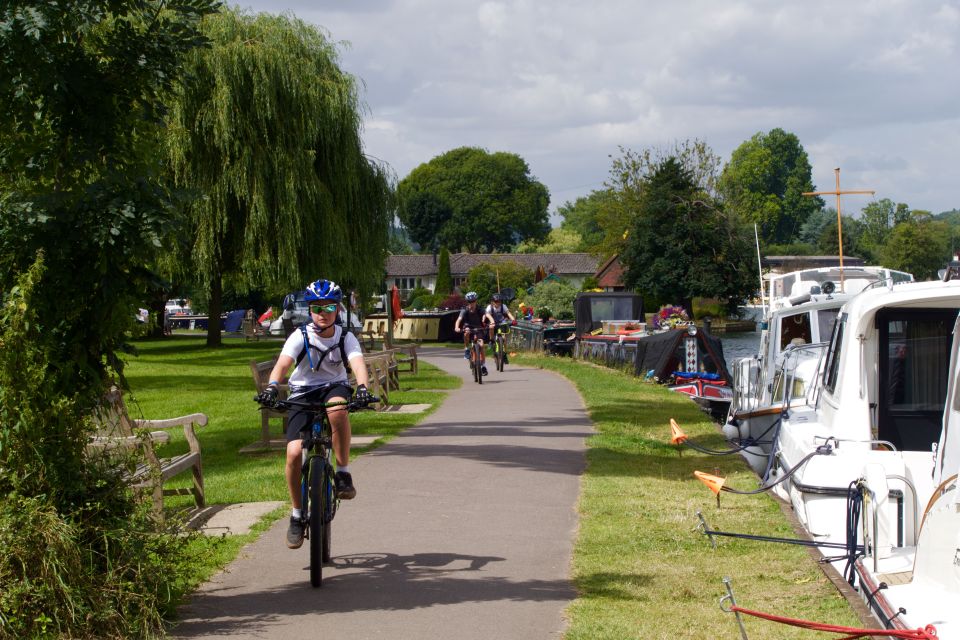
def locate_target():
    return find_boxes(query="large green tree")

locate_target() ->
[397,146,550,252]
[165,8,393,346]
[719,128,822,245]
[557,189,612,252]
[858,198,910,262]
[0,1,217,636]
[593,140,721,261]
[881,211,951,280]
[620,158,755,315]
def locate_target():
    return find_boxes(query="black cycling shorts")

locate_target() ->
[286,383,353,442]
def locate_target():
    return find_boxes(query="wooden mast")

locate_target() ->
[802,168,874,292]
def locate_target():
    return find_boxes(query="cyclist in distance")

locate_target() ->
[454,291,488,376]
[484,292,516,364]
[259,278,373,549]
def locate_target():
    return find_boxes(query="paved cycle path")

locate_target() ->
[174,347,592,639]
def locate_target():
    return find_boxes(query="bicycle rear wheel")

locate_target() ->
[309,455,327,587]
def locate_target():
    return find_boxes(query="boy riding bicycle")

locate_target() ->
[484,293,515,364]
[257,278,372,549]
[454,291,488,376]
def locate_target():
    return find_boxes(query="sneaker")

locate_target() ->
[286,517,305,549]
[464,348,470,360]
[335,471,357,500]
[503,354,509,365]
[481,365,488,376]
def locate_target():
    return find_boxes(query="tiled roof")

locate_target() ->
[595,254,625,287]
[385,254,439,276]
[385,253,600,277]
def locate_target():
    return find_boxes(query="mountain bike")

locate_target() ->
[464,325,486,384]
[257,390,377,587]
[491,323,511,372]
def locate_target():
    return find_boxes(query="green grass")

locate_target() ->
[117,335,458,601]
[512,354,861,640]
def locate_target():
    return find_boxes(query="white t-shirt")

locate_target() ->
[280,324,362,393]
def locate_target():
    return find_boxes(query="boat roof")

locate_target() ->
[767,266,913,303]
[842,278,960,336]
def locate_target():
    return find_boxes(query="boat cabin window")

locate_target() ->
[779,312,812,350]
[816,308,840,344]
[822,314,846,394]
[877,309,957,451]
[589,297,635,323]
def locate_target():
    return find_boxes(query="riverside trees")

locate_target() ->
[165,8,393,346]
[0,1,218,636]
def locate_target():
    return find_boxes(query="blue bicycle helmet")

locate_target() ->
[464,291,478,302]
[304,279,343,303]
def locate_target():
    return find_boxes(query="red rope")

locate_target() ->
[731,605,938,639]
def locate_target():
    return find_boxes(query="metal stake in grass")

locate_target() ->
[719,577,750,640]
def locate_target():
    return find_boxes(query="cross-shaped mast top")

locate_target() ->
[802,167,875,292]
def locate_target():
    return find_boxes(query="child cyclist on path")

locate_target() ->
[454,291,488,376]
[257,279,373,549]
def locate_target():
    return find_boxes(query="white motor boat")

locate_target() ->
[764,276,960,634]
[723,266,912,473]
[848,313,960,636]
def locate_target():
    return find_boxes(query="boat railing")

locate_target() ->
[813,435,899,451]
[773,342,829,409]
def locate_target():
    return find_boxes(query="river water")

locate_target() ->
[720,330,762,371]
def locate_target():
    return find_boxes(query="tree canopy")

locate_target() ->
[165,8,393,345]
[0,1,218,636]
[619,157,756,315]
[881,211,950,280]
[592,140,721,261]
[719,128,822,245]
[557,189,611,252]
[397,146,550,253]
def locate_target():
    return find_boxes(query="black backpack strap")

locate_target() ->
[294,323,311,368]
[295,324,351,375]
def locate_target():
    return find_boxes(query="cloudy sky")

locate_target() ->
[229,0,960,223]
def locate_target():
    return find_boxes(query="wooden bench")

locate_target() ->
[90,387,207,520]
[250,358,289,447]
[354,352,394,410]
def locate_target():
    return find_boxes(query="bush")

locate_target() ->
[537,306,553,322]
[0,258,199,639]
[525,278,579,320]
[465,260,534,304]
[404,286,432,307]
[440,292,466,310]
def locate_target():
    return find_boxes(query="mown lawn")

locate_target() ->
[511,354,862,640]
[116,334,459,616]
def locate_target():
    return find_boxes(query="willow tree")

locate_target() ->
[165,9,393,345]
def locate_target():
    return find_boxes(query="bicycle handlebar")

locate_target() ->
[254,395,379,413]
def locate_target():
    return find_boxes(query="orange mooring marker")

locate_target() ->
[669,418,688,446]
[694,470,726,508]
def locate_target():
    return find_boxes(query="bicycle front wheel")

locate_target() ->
[496,336,505,372]
[474,344,483,384]
[322,465,334,563]
[308,455,327,587]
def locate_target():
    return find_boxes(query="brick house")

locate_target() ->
[385,253,601,300]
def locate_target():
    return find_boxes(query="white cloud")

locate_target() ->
[229,0,960,214]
